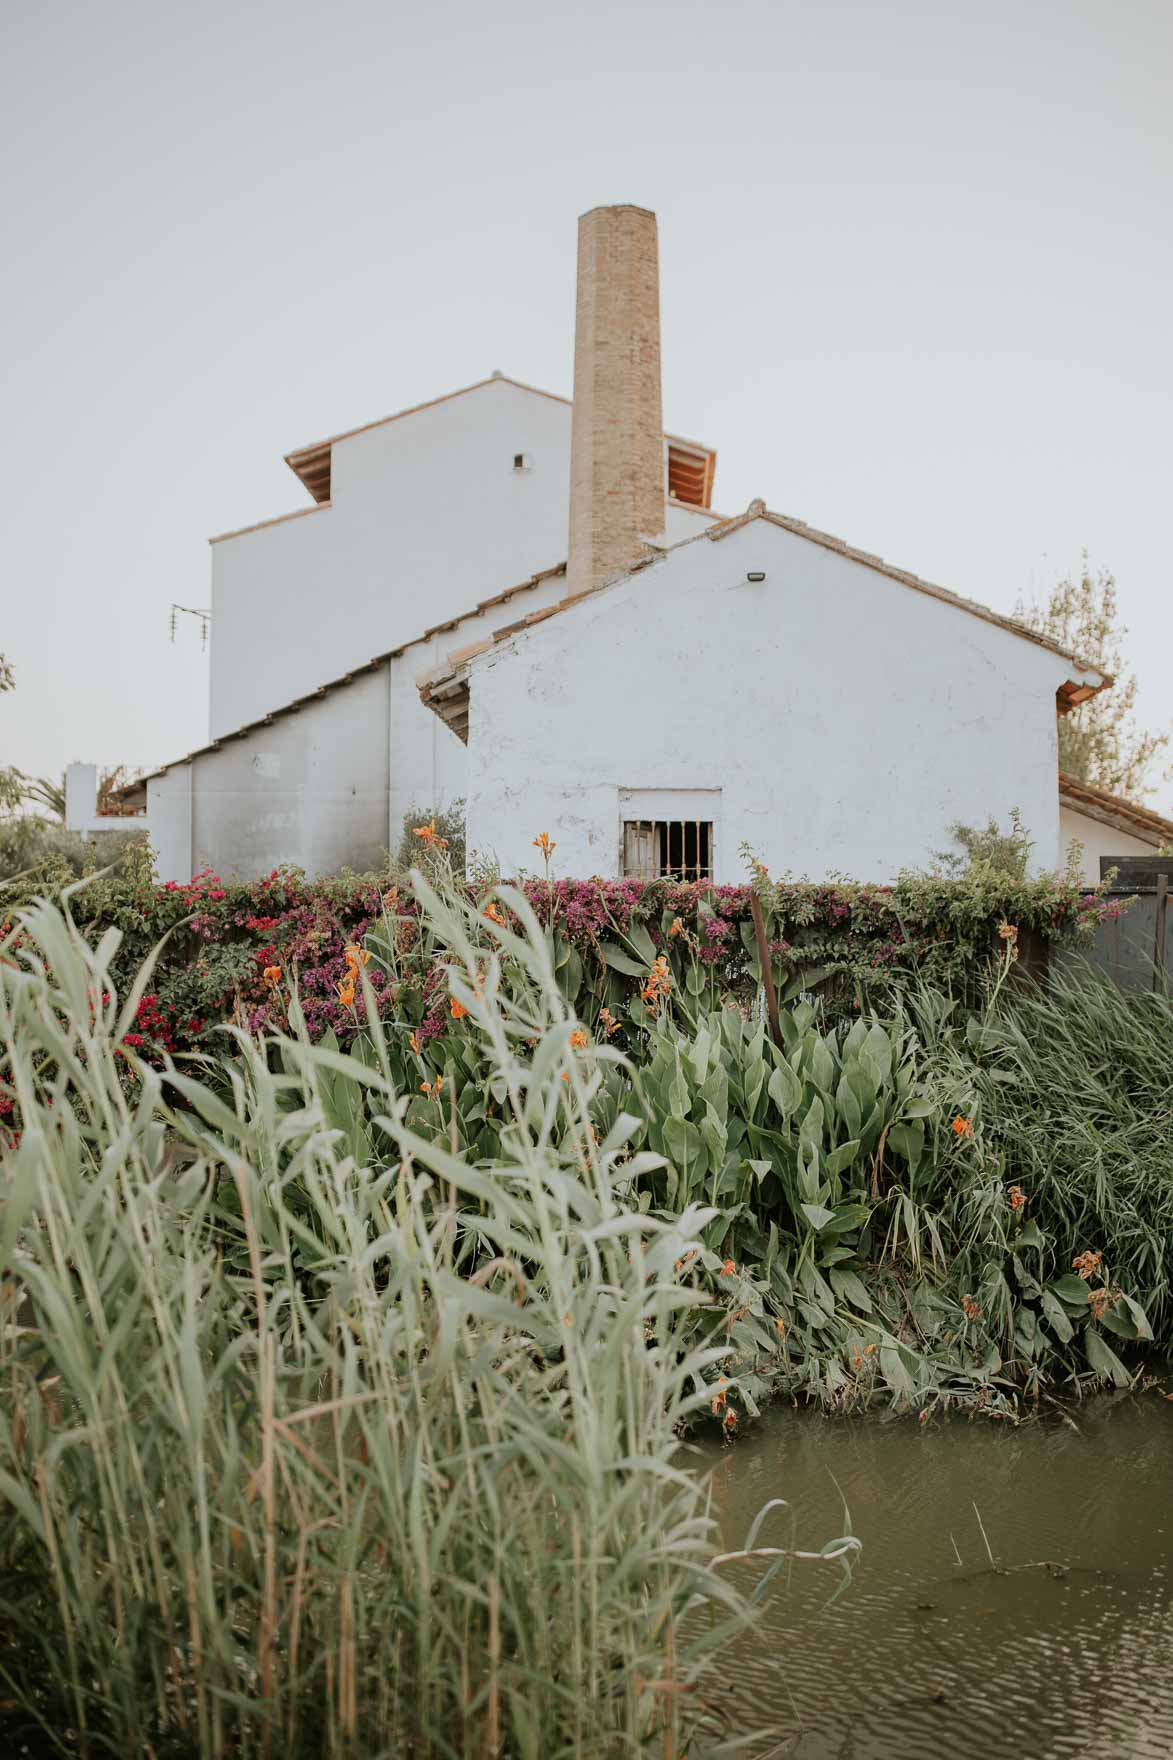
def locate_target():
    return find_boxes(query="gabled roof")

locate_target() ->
[283,373,718,510]
[417,500,1112,742]
[1059,773,1173,846]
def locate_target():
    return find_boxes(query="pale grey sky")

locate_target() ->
[3,0,1171,813]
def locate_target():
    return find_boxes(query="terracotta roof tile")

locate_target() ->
[418,502,1112,731]
[1059,773,1173,844]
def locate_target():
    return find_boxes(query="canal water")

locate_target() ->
[694,1394,1173,1758]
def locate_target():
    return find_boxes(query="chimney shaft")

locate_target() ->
[565,205,665,598]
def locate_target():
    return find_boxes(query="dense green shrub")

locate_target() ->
[394,797,467,874]
[0,811,144,887]
[4,867,1160,1433]
[7,841,1123,1063]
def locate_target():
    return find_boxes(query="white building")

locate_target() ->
[419,504,1161,885]
[75,204,1171,885]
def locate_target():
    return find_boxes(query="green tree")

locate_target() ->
[1017,557,1169,800]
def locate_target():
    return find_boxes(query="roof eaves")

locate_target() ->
[666,494,725,522]
[209,502,332,547]
[707,503,1110,685]
[432,500,1113,709]
[1059,773,1173,843]
[284,375,571,478]
[283,373,716,497]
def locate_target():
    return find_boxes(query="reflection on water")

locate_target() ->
[691,1396,1173,1758]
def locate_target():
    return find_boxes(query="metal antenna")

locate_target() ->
[170,604,211,650]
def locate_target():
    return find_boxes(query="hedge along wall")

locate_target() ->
[21,848,1126,1064]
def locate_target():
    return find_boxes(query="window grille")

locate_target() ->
[622,820,713,882]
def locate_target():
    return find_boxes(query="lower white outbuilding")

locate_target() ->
[419,502,1151,885]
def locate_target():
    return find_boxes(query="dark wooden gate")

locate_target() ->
[1082,856,1172,992]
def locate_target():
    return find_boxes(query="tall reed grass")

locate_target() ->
[935,959,1173,1337]
[0,878,854,1757]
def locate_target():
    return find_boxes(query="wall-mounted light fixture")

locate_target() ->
[746,571,766,583]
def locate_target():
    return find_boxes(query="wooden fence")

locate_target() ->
[1078,856,1172,993]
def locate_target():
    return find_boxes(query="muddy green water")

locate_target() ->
[693,1396,1173,1758]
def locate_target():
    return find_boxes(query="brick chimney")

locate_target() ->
[565,205,665,599]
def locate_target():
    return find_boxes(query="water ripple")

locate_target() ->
[693,1397,1173,1757]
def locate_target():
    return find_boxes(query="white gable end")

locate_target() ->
[463,520,1095,883]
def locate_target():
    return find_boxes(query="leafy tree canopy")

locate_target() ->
[1017,557,1169,801]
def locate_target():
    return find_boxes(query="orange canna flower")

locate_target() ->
[720,1258,736,1278]
[667,917,685,938]
[413,819,449,850]
[337,976,356,1008]
[961,1294,982,1321]
[408,1030,421,1056]
[532,831,556,856]
[262,965,282,987]
[1007,1184,1027,1211]
[951,1116,974,1138]
[774,1317,786,1336]
[1073,1249,1103,1282]
[569,1029,588,1049]
[723,1407,738,1432]
[641,955,673,1010]
[598,1006,620,1037]
[450,996,469,1020]
[419,1075,444,1101]
[1088,1285,1113,1322]
[483,900,505,925]
[344,943,371,971]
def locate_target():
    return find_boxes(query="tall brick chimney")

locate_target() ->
[564,205,665,599]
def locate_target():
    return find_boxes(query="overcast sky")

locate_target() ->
[3,0,1171,815]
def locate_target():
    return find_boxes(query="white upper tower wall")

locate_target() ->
[209,378,573,738]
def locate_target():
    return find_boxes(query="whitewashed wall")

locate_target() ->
[209,379,714,738]
[1059,805,1157,884]
[464,520,1102,884]
[185,669,391,879]
[145,569,567,881]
